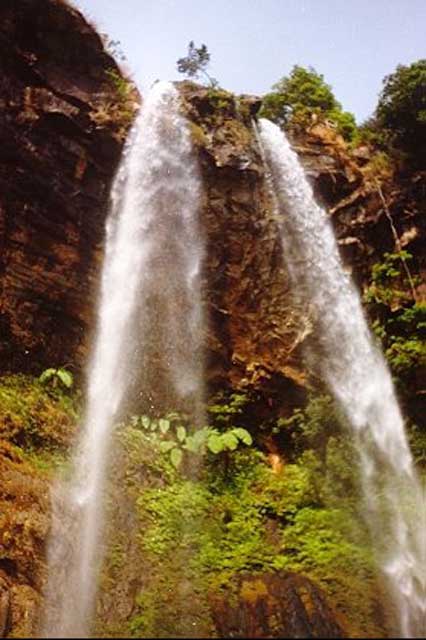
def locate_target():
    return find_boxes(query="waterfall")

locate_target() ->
[258,118,425,638]
[42,81,204,638]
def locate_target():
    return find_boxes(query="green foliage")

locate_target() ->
[105,68,133,101]
[131,432,373,635]
[205,87,233,111]
[129,412,252,469]
[274,507,372,573]
[97,390,382,638]
[327,107,358,141]
[385,334,426,375]
[207,392,250,424]
[356,116,389,149]
[408,424,426,467]
[176,41,217,86]
[39,367,74,390]
[376,59,426,158]
[90,68,136,141]
[0,374,78,452]
[364,252,425,431]
[364,250,420,309]
[260,65,357,141]
[275,395,344,460]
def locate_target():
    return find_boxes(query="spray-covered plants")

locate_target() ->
[97,392,382,639]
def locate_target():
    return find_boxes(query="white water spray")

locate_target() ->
[258,118,425,637]
[43,81,204,638]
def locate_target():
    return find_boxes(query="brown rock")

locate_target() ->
[179,83,310,407]
[0,575,10,638]
[211,572,345,638]
[8,584,41,639]
[0,0,138,376]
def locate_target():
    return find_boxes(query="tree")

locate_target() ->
[176,41,217,86]
[375,60,426,158]
[260,65,357,141]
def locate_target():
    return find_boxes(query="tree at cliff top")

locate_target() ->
[177,41,218,87]
[375,59,426,163]
[260,65,357,141]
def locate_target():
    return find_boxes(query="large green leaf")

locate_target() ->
[170,448,183,468]
[232,427,253,446]
[159,441,175,453]
[207,433,224,454]
[176,426,186,443]
[39,368,57,384]
[184,435,198,453]
[222,433,238,450]
[57,369,73,389]
[141,416,151,430]
[159,419,170,434]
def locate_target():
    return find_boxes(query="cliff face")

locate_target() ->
[0,16,422,407]
[180,84,307,405]
[0,0,137,375]
[0,5,424,638]
[180,84,425,425]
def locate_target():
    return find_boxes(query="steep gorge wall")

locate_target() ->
[181,83,425,425]
[0,0,137,374]
[0,3,424,637]
[0,5,423,407]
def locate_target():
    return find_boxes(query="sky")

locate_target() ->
[73,0,425,122]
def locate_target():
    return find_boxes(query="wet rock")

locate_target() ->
[0,0,138,376]
[0,575,10,638]
[180,83,310,405]
[211,571,345,638]
[239,93,263,117]
[8,584,41,639]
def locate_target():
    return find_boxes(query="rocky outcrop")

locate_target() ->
[0,440,49,638]
[289,123,425,290]
[211,572,345,638]
[179,84,425,427]
[180,83,310,408]
[0,0,138,375]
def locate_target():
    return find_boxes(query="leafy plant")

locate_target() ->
[364,251,425,428]
[39,367,73,390]
[260,65,357,141]
[129,413,252,469]
[375,59,426,159]
[90,68,137,141]
[363,251,417,308]
[0,374,77,452]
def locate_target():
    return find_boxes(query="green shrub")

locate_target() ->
[376,59,426,159]
[260,65,357,141]
[0,374,78,452]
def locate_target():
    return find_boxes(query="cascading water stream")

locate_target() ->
[42,81,204,638]
[257,118,426,637]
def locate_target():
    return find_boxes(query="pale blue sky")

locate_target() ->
[73,0,425,122]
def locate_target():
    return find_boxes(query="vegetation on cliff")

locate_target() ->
[0,374,79,637]
[374,60,426,162]
[259,65,357,141]
[95,394,385,638]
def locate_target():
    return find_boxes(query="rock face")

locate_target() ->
[0,0,137,375]
[211,572,345,638]
[179,84,425,424]
[0,5,424,639]
[180,83,310,408]
[0,440,49,638]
